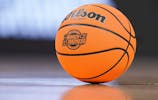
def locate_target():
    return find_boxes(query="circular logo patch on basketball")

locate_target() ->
[63,30,87,50]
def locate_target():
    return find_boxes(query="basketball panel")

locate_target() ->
[57,50,124,78]
[56,26,128,54]
[78,53,128,83]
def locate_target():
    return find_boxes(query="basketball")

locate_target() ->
[55,4,136,83]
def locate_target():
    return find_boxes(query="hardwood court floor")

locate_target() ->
[0,54,157,100]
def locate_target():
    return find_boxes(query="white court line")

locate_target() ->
[0,78,117,86]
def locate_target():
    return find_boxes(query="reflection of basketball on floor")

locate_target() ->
[55,4,136,83]
[62,85,131,100]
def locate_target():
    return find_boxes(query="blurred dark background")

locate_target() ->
[0,0,157,57]
[0,0,157,80]
[116,0,158,57]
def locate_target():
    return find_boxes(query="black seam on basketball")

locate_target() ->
[123,22,132,72]
[56,47,127,56]
[124,53,130,72]
[122,38,131,72]
[58,23,135,51]
[91,4,136,39]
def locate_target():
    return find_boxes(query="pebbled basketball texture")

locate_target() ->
[55,4,136,83]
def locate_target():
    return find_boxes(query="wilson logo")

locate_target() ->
[62,9,106,23]
[63,30,87,50]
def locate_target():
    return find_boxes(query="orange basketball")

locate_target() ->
[55,4,136,83]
